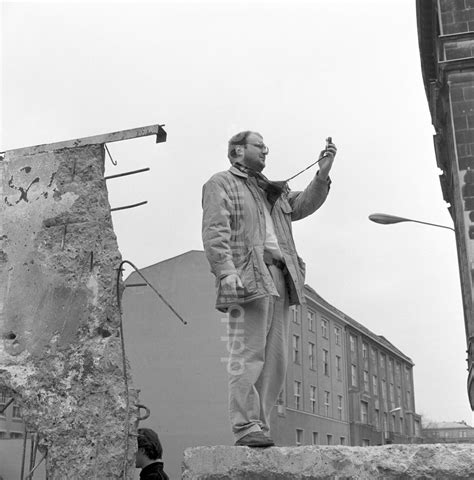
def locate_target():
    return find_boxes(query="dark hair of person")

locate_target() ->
[228,131,261,161]
[137,428,163,460]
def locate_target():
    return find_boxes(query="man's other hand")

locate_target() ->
[318,141,337,180]
[221,273,243,296]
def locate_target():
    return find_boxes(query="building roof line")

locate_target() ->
[304,285,414,365]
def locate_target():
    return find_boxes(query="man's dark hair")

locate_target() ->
[137,428,163,460]
[228,131,262,162]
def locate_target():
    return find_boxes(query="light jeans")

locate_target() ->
[227,265,290,441]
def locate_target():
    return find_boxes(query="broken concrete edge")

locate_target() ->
[0,142,140,478]
[182,444,474,479]
[2,123,166,157]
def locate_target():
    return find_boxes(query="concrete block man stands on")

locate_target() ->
[202,130,336,447]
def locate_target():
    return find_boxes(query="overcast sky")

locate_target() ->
[2,0,472,425]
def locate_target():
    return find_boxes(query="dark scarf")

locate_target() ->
[234,163,287,206]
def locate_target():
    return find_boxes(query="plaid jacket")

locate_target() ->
[202,165,330,312]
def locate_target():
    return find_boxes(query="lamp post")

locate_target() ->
[370,213,455,441]
[368,213,455,232]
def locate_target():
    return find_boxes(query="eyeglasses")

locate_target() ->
[246,142,269,154]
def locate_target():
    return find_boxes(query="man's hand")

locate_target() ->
[318,140,337,180]
[220,273,243,296]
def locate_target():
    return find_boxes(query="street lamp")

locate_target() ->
[369,213,455,232]
[382,407,402,445]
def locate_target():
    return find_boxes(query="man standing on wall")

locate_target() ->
[202,131,336,447]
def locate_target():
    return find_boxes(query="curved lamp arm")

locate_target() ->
[369,213,455,232]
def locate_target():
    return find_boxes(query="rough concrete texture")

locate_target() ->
[0,144,139,478]
[182,444,474,479]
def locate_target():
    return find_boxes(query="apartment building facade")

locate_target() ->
[423,421,474,443]
[345,326,421,446]
[122,250,421,478]
[272,285,421,448]
[0,388,24,439]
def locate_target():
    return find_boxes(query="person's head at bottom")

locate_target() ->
[136,427,163,469]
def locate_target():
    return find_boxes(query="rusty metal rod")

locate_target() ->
[0,397,14,414]
[105,144,117,166]
[136,403,151,422]
[116,260,187,325]
[20,428,28,480]
[111,201,147,212]
[104,167,150,181]
[25,452,46,480]
[29,432,35,474]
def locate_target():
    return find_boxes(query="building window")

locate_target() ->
[397,385,401,405]
[350,335,356,352]
[389,383,394,404]
[351,364,358,387]
[406,391,411,409]
[363,371,369,391]
[361,401,368,424]
[307,310,315,332]
[380,354,386,370]
[10,432,23,439]
[334,327,341,345]
[293,335,300,364]
[384,413,388,433]
[362,439,370,447]
[321,318,328,338]
[327,434,333,445]
[309,342,316,370]
[323,349,329,376]
[372,375,378,395]
[324,391,330,417]
[12,405,21,419]
[296,429,303,446]
[336,355,342,381]
[310,385,317,414]
[312,431,319,445]
[399,417,404,435]
[375,409,380,429]
[340,437,346,445]
[370,347,376,362]
[294,381,301,410]
[291,306,300,324]
[362,342,368,359]
[381,379,386,401]
[388,359,394,380]
[337,395,343,420]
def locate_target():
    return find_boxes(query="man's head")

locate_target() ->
[136,428,163,468]
[228,131,269,172]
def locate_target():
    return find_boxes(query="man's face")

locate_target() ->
[241,133,268,172]
[135,448,146,468]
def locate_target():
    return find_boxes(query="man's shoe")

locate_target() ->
[235,431,275,447]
